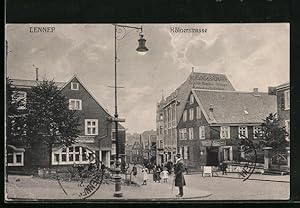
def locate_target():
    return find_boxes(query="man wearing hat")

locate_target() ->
[174,153,186,197]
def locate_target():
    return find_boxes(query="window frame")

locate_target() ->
[71,82,79,90]
[188,127,194,140]
[52,146,93,165]
[7,152,24,166]
[253,126,261,139]
[196,106,201,119]
[199,126,205,140]
[238,126,248,139]
[220,126,230,139]
[69,99,82,110]
[85,119,98,136]
[189,108,194,120]
[284,90,290,110]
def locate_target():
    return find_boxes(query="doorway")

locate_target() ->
[206,147,219,166]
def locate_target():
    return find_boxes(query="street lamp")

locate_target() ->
[112,24,149,197]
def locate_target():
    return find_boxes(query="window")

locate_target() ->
[159,113,163,120]
[284,90,290,110]
[285,120,290,140]
[253,126,261,139]
[199,126,205,140]
[159,126,163,135]
[183,146,189,159]
[111,130,116,141]
[179,128,187,140]
[85,119,98,135]
[7,152,24,166]
[238,126,248,138]
[111,143,116,155]
[183,110,187,122]
[52,146,93,165]
[189,108,194,120]
[13,91,27,109]
[220,126,230,139]
[189,128,194,140]
[190,94,194,105]
[69,99,82,110]
[196,106,201,119]
[71,82,79,90]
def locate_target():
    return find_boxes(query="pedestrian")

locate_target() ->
[153,165,158,182]
[174,153,186,197]
[141,165,149,185]
[100,161,106,172]
[132,164,137,177]
[161,167,169,183]
[220,161,228,175]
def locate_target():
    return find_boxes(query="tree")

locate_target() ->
[257,113,289,152]
[25,80,80,167]
[6,77,27,146]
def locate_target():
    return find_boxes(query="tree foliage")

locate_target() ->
[6,78,27,146]
[257,113,289,152]
[25,80,80,148]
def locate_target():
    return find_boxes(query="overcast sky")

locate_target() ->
[6,23,289,133]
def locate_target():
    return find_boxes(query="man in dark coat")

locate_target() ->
[174,153,186,197]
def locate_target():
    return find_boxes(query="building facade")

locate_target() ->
[177,88,277,169]
[7,75,126,172]
[276,82,290,141]
[156,71,236,165]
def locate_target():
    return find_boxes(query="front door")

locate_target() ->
[206,147,219,166]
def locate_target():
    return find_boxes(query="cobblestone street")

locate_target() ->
[6,169,289,201]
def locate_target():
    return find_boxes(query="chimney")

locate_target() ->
[253,88,260,96]
[268,86,277,95]
[35,67,39,81]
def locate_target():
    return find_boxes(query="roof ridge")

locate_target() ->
[193,88,272,94]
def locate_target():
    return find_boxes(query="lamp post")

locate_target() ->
[112,24,149,197]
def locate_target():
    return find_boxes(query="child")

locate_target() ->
[141,166,149,185]
[161,168,169,183]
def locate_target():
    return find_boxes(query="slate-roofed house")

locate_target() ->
[177,88,277,168]
[156,71,236,165]
[7,75,126,173]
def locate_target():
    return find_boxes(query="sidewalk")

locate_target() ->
[190,172,290,183]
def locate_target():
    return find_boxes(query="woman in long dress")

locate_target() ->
[141,165,149,185]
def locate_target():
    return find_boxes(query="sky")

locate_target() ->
[6,23,289,133]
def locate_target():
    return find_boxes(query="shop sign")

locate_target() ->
[201,140,226,147]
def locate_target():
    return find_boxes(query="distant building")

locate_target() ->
[6,75,125,172]
[141,130,157,163]
[156,71,236,165]
[125,141,143,164]
[276,82,290,141]
[177,88,277,168]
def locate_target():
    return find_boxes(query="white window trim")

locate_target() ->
[85,119,98,135]
[189,108,194,120]
[7,152,24,166]
[189,128,194,140]
[69,99,82,110]
[71,82,79,90]
[253,126,261,139]
[196,106,201,119]
[184,146,188,159]
[220,126,230,139]
[284,90,290,110]
[52,146,93,165]
[111,143,116,155]
[199,126,205,140]
[190,94,194,105]
[183,110,187,122]
[238,126,248,139]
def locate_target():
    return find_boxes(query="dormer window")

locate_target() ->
[71,82,79,90]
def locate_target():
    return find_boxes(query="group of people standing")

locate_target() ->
[140,153,186,197]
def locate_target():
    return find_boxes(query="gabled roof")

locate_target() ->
[276,82,290,90]
[192,89,277,125]
[10,79,66,89]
